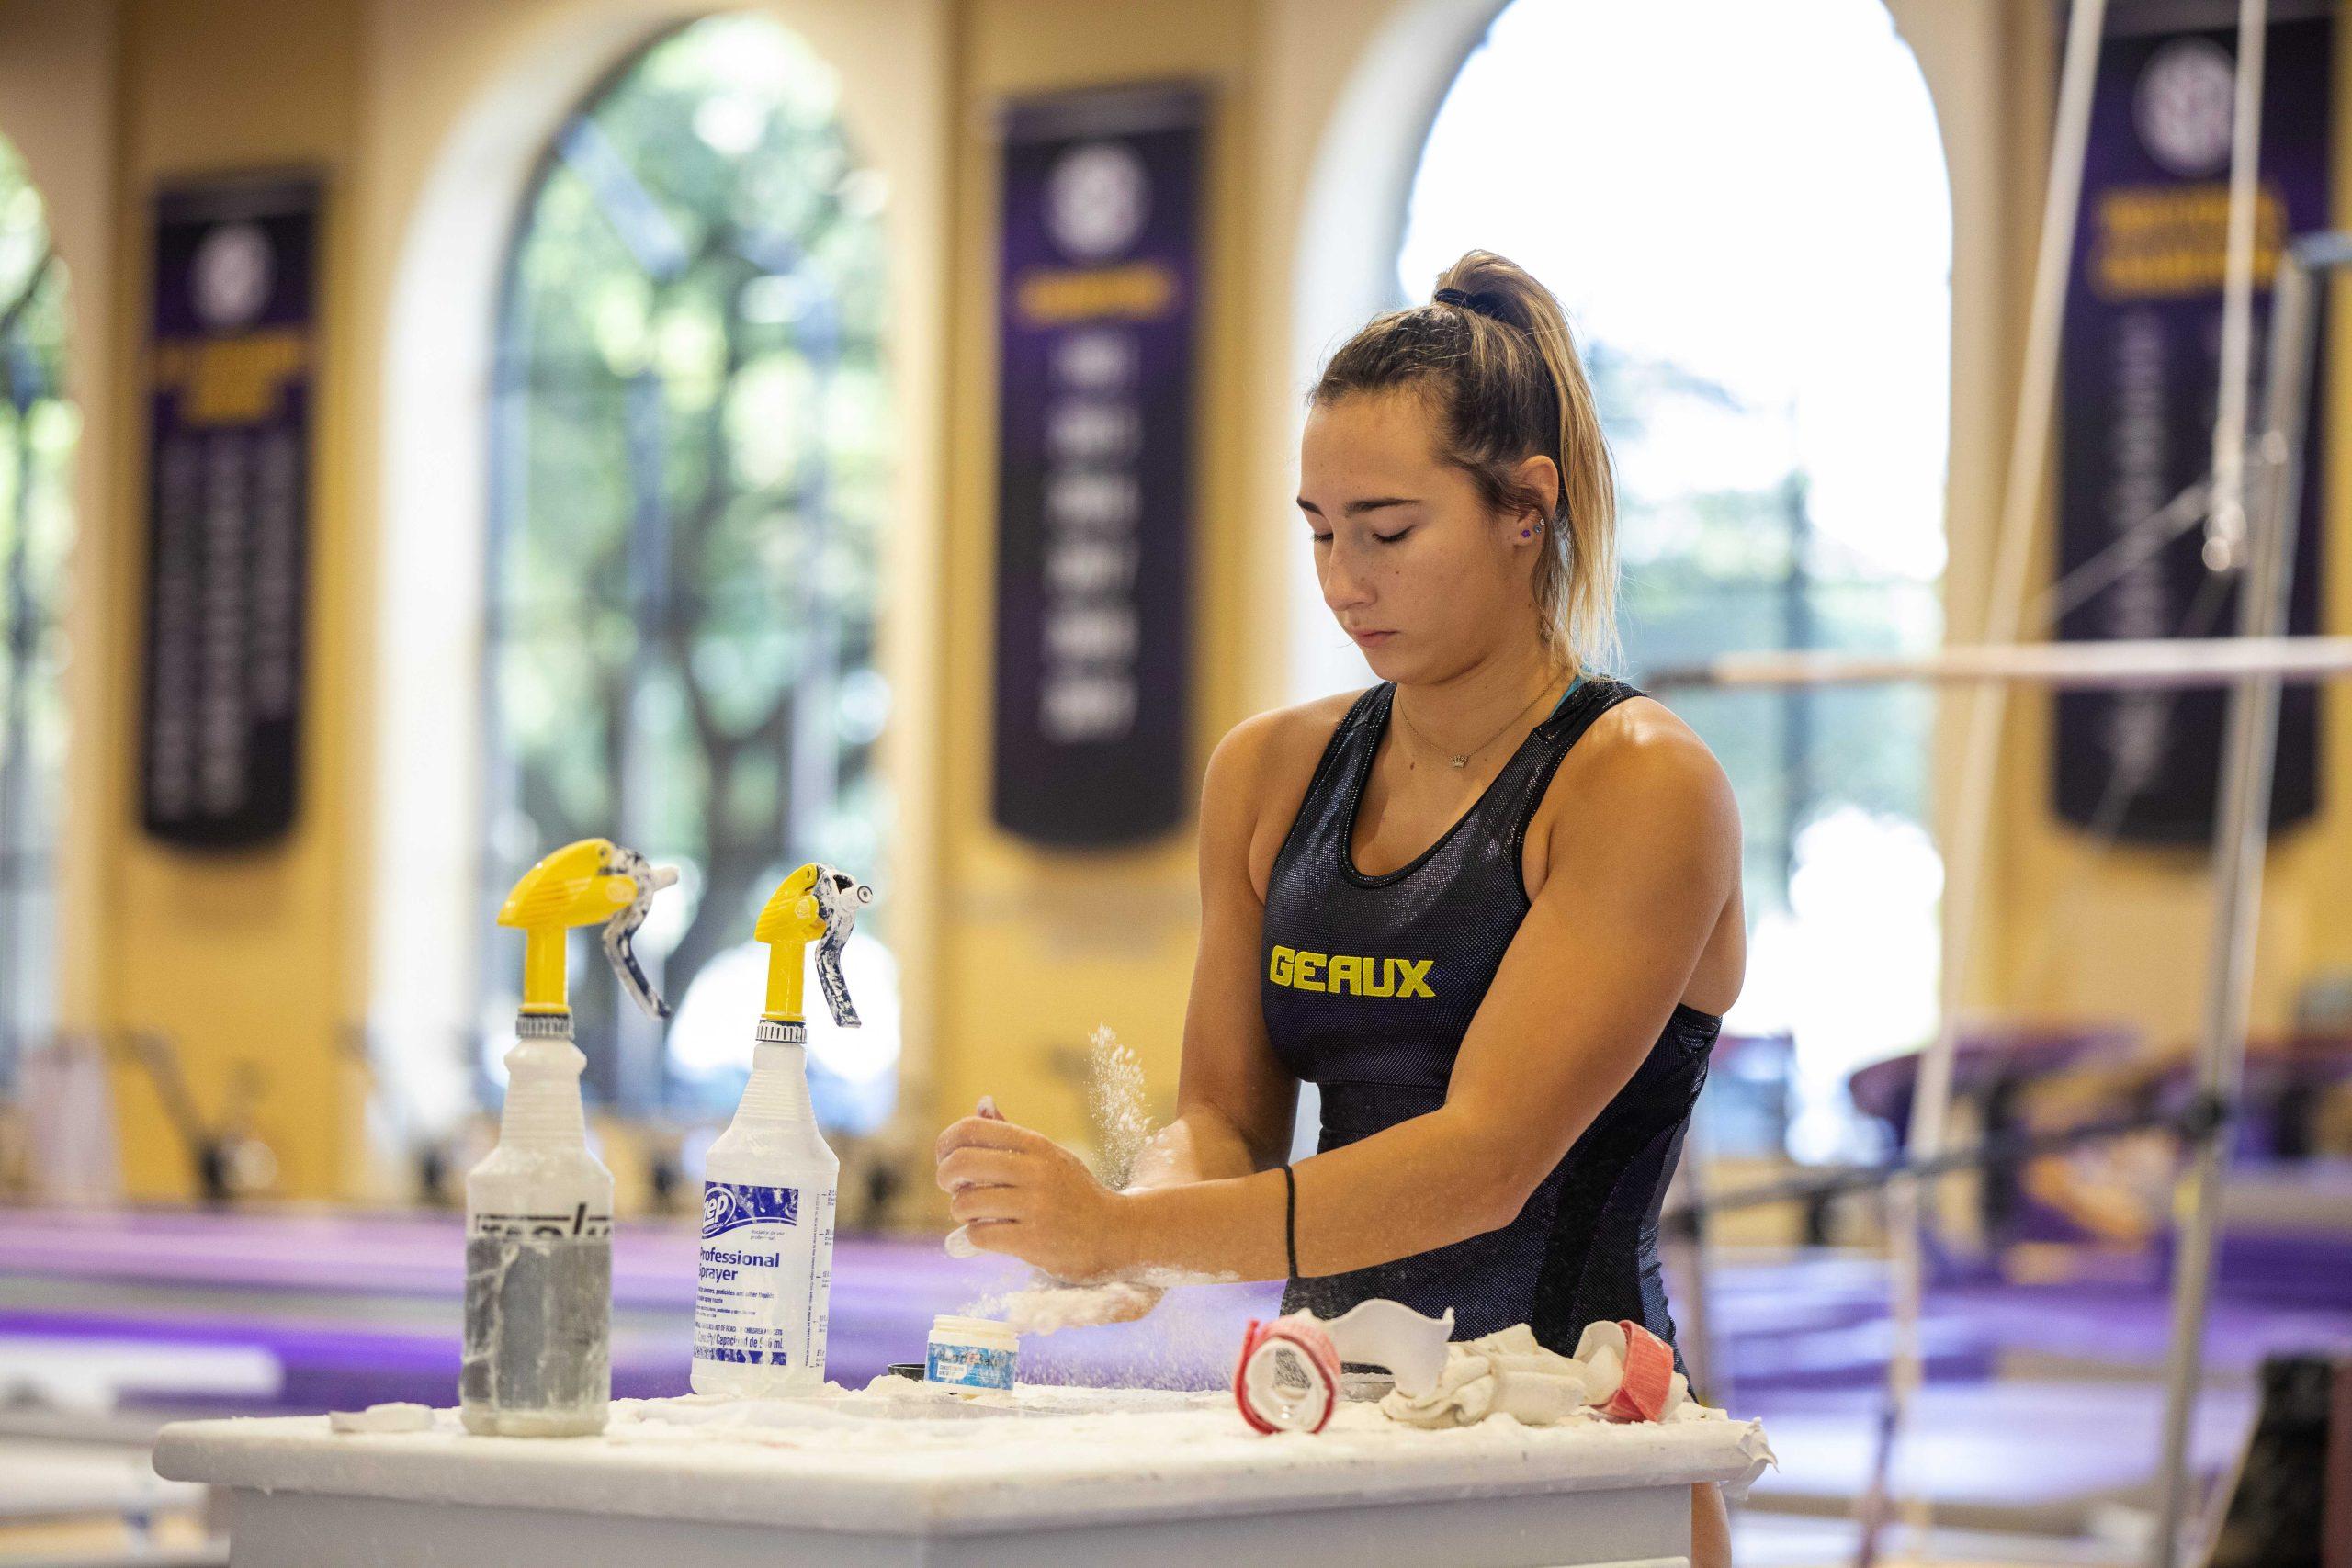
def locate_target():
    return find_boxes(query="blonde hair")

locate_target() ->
[1312,249,1620,676]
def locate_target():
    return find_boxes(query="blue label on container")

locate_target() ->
[694,1180,834,1377]
[926,1341,1017,1391]
[703,1180,799,1239]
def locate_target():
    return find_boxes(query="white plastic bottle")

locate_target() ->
[461,1017,616,1436]
[692,1023,839,1394]
[690,863,870,1396]
[461,838,674,1438]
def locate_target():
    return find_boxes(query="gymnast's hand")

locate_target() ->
[934,1105,1134,1284]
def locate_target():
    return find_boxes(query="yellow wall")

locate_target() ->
[98,0,372,1199]
[1,0,2343,1201]
[928,0,1270,1161]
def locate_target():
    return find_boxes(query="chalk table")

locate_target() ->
[153,1385,1775,1568]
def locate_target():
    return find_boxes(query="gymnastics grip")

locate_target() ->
[1574,1318,1677,1423]
[1233,1314,1343,1435]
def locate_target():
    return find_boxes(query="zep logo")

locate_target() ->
[1266,944,1434,998]
[701,1181,799,1240]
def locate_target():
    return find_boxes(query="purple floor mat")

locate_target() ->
[0,1207,1281,1407]
[5,1203,2348,1496]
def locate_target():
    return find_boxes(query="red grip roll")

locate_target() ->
[1596,1320,1676,1423]
[1233,1314,1343,1435]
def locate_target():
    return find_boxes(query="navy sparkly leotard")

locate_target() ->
[1261,674,1721,1359]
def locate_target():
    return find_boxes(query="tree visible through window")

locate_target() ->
[1401,0,1951,1159]
[483,16,895,1123]
[0,132,74,1089]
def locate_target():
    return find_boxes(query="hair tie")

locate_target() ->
[1432,286,1509,322]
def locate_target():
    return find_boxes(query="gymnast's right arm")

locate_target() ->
[1125,715,1301,1196]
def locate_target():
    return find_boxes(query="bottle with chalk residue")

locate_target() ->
[693,863,874,1395]
[462,838,675,1438]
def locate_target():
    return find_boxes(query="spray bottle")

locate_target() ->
[461,838,675,1437]
[692,863,873,1395]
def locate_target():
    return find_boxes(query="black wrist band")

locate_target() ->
[1282,1162,1299,1282]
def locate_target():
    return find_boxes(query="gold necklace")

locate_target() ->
[1393,669,1570,770]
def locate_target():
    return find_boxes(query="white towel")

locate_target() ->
[1379,1322,1703,1429]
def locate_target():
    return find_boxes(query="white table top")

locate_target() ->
[153,1382,1775,1536]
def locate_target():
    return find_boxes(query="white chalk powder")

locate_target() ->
[584,1384,1776,1506]
[175,1387,1773,1476]
[329,1403,435,1434]
[957,1024,1225,1341]
[156,1389,1777,1544]
[1084,1024,1153,1190]
[997,1282,1162,1335]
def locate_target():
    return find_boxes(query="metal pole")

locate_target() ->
[2199,0,2271,577]
[2147,238,2324,1568]
[1781,472,1814,891]
[1646,635,2352,692]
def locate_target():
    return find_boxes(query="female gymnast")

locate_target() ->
[937,248,1745,1562]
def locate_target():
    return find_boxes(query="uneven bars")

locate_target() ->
[1645,635,2352,693]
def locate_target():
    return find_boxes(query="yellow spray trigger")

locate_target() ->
[498,837,678,1019]
[755,863,875,1026]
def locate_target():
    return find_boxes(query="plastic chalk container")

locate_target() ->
[924,1314,1018,1393]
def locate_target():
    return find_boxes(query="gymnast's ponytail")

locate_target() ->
[1311,249,1621,676]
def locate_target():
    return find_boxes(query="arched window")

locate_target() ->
[483,16,895,1127]
[0,132,73,1086]
[1400,0,1951,1158]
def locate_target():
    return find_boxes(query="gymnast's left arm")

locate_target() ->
[933,718,1739,1285]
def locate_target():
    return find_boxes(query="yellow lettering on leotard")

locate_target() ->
[1264,945,1434,999]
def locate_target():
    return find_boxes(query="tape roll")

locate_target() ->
[1596,1320,1675,1423]
[1233,1315,1342,1435]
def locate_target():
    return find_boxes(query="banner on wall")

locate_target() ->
[990,83,1204,848]
[139,175,318,850]
[2052,6,2331,842]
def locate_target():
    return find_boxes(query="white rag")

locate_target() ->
[1379,1323,1706,1429]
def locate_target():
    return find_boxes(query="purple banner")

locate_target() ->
[140,175,318,849]
[2053,9,2330,841]
[991,84,1204,848]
